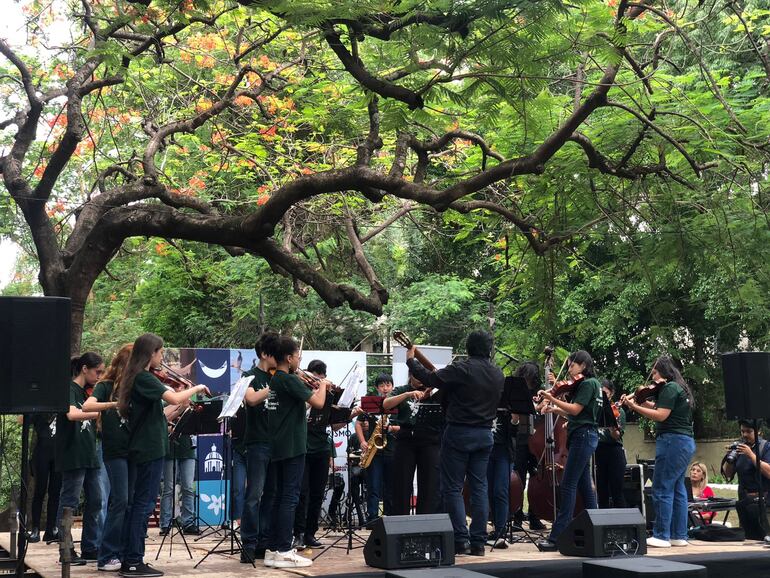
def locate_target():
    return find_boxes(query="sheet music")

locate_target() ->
[218,375,254,420]
[337,364,363,408]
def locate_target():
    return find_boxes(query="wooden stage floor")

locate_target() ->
[3,526,767,577]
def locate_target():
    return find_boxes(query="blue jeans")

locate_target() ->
[487,443,510,536]
[267,455,305,552]
[240,442,271,550]
[57,467,103,554]
[98,458,131,565]
[440,424,494,546]
[96,441,110,537]
[160,458,196,529]
[232,450,247,522]
[549,427,599,541]
[652,433,695,541]
[124,458,164,565]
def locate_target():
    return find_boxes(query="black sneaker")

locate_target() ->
[536,539,557,552]
[469,544,485,556]
[44,528,59,543]
[304,536,323,548]
[119,562,164,577]
[182,525,200,536]
[529,518,547,531]
[454,541,471,555]
[253,548,266,560]
[158,526,170,536]
[240,548,255,564]
[81,550,99,563]
[27,528,40,543]
[59,550,87,566]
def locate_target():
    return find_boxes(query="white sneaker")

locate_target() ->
[263,549,276,567]
[97,558,121,572]
[670,539,689,547]
[647,537,671,548]
[272,549,312,568]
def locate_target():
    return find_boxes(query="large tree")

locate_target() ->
[0,0,764,352]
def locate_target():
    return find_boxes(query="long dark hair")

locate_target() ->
[117,334,163,418]
[71,352,103,377]
[653,355,695,409]
[569,350,595,378]
[103,344,133,402]
[515,361,541,391]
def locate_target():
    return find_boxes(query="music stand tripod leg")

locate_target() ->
[155,444,193,560]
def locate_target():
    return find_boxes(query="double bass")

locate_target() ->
[526,347,584,521]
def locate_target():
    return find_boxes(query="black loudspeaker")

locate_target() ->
[0,296,71,413]
[583,558,706,577]
[556,508,647,557]
[364,514,455,569]
[722,351,770,419]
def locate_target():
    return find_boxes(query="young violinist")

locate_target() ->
[239,331,279,563]
[82,344,133,572]
[536,350,602,551]
[56,352,104,565]
[595,379,626,509]
[117,334,210,577]
[621,356,695,548]
[263,336,327,569]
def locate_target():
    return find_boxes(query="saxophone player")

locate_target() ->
[355,374,399,522]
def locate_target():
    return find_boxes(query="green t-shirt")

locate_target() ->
[655,381,694,437]
[267,370,312,461]
[243,367,272,445]
[93,380,130,461]
[567,377,602,438]
[129,371,169,464]
[56,381,99,471]
[598,406,626,446]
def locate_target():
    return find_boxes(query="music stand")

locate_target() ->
[312,404,370,560]
[155,399,222,560]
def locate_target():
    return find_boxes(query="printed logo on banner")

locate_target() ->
[197,480,228,527]
[195,348,231,394]
[197,434,228,481]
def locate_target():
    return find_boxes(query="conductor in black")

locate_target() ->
[406,330,504,556]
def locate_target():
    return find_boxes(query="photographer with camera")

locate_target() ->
[722,420,770,540]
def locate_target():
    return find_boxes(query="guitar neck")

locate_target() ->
[413,347,436,372]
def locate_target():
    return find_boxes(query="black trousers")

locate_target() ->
[736,493,770,540]
[595,443,627,508]
[30,441,61,531]
[293,451,330,539]
[392,431,441,515]
[513,431,538,519]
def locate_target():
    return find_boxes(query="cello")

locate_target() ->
[526,347,584,522]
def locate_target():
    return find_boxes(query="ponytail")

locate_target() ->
[71,352,103,377]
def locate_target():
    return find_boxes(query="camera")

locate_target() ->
[725,441,742,465]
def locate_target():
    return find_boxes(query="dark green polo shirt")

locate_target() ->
[243,367,272,445]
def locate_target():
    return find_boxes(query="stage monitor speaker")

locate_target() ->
[583,557,706,577]
[556,508,647,557]
[364,514,455,570]
[0,296,71,414]
[722,351,770,419]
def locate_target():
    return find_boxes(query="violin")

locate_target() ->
[625,379,667,406]
[535,373,585,407]
[152,362,196,391]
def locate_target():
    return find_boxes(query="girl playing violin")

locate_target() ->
[536,350,602,551]
[621,356,695,548]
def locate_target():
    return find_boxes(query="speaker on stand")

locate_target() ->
[0,296,71,578]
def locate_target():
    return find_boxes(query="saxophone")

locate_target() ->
[360,415,388,468]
